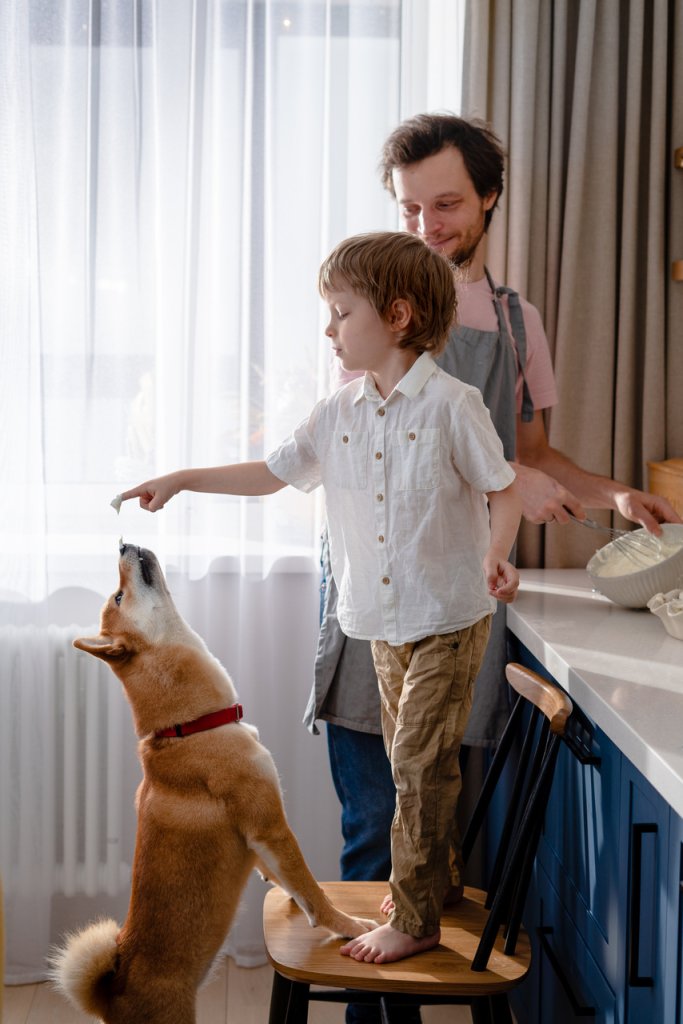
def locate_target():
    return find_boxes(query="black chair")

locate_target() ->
[263,662,573,1024]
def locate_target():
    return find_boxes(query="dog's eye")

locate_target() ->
[115,591,123,606]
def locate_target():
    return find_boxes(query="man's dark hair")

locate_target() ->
[380,112,505,230]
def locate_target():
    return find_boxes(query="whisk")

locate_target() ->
[566,512,663,569]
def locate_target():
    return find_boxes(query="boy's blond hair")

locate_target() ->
[318,231,456,356]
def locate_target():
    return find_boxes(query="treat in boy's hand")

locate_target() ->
[110,494,123,514]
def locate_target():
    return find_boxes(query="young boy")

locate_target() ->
[120,231,521,964]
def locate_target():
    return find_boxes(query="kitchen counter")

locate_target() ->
[507,569,683,819]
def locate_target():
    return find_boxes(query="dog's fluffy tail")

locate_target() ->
[49,918,120,1016]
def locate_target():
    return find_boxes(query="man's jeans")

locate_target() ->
[327,723,395,881]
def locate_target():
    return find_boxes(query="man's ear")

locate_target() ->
[483,189,498,213]
[387,299,412,333]
[73,635,130,662]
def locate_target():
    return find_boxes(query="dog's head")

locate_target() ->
[74,543,236,735]
[73,542,190,668]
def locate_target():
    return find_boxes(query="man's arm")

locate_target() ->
[515,412,681,533]
[120,462,287,512]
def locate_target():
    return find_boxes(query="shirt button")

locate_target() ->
[375,451,382,460]
[408,431,416,441]
[342,435,349,443]
[382,577,390,585]
[376,493,384,502]
[378,535,385,543]
[378,408,385,417]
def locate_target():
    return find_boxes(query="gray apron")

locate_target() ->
[304,270,534,746]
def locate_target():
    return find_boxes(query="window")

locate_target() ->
[3,0,404,595]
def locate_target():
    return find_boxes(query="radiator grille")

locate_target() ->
[0,625,133,897]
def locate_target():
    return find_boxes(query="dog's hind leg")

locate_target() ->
[252,829,376,938]
[114,991,197,1024]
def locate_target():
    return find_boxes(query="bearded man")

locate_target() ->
[304,113,679,1024]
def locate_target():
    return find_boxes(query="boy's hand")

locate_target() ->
[119,472,183,513]
[484,556,519,604]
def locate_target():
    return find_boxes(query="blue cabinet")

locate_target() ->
[536,867,617,1022]
[619,760,669,1022]
[539,718,622,990]
[664,813,683,1023]
[509,640,683,1023]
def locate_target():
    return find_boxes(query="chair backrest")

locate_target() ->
[461,662,573,972]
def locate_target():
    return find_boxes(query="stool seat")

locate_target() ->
[264,880,531,995]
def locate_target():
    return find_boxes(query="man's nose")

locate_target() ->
[419,210,440,237]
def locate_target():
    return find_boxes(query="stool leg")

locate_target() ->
[470,997,493,1024]
[268,971,310,1024]
[489,994,513,1023]
[489,995,516,1019]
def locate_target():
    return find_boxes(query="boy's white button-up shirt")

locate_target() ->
[266,353,515,645]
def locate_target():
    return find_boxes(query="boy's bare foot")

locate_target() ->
[379,882,464,917]
[380,893,393,916]
[340,922,440,963]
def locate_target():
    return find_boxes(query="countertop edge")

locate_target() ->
[506,570,683,820]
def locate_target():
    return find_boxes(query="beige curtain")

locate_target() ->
[462,0,683,568]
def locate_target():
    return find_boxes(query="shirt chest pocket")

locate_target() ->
[326,430,369,489]
[389,428,441,491]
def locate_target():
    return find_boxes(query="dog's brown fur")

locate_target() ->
[50,544,374,1023]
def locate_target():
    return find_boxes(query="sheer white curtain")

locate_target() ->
[0,0,406,982]
[3,0,402,597]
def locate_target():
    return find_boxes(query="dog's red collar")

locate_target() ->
[154,703,244,739]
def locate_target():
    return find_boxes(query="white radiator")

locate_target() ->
[0,624,133,900]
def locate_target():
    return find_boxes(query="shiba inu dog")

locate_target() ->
[51,543,374,1023]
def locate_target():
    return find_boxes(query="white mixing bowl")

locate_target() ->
[586,523,683,609]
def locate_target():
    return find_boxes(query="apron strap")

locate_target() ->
[485,269,535,424]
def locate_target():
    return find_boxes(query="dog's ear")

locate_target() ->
[73,635,130,661]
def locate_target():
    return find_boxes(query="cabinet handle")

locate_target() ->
[562,731,601,765]
[562,717,601,766]
[629,822,657,987]
[537,927,597,1016]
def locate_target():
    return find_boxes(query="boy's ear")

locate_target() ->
[387,299,412,333]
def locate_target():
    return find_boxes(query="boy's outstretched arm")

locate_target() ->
[119,462,287,513]
[484,481,522,604]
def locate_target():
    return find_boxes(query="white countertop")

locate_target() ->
[507,569,683,819]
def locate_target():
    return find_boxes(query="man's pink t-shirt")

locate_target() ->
[329,274,559,414]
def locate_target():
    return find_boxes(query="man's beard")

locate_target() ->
[445,213,488,270]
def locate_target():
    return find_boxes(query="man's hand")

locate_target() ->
[511,464,585,525]
[613,489,682,535]
[515,412,682,533]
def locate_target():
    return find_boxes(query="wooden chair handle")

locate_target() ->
[505,663,573,735]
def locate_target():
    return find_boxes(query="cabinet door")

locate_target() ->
[515,641,623,985]
[536,866,618,1023]
[620,760,669,1022]
[663,810,683,1023]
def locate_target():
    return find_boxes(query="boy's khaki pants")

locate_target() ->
[371,615,492,939]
